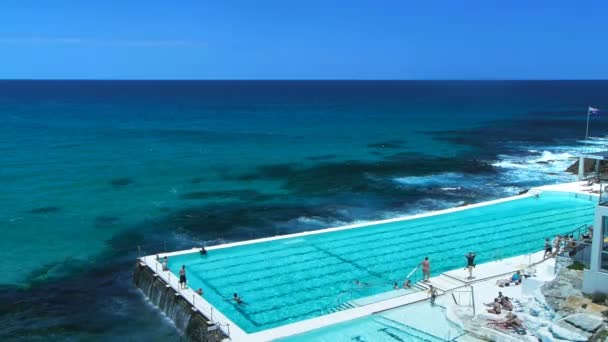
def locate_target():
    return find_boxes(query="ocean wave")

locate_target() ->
[492,147,578,186]
[394,172,471,187]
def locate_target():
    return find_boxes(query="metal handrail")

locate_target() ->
[561,223,591,241]
[447,285,475,316]
[336,290,353,305]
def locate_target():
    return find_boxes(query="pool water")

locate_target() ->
[167,192,594,333]
[280,299,463,342]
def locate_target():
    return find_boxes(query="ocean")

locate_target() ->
[1,80,607,340]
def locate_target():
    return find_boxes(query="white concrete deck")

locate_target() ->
[443,251,545,285]
[140,182,597,341]
[534,180,601,198]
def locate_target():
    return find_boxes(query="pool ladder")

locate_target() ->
[327,301,357,313]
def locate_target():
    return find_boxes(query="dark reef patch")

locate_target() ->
[422,109,608,159]
[367,139,406,149]
[141,202,355,242]
[179,189,275,202]
[110,177,134,187]
[29,206,61,214]
[0,252,179,340]
[306,154,337,161]
[190,177,204,184]
[235,155,496,196]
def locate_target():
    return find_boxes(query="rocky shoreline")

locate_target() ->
[540,268,608,341]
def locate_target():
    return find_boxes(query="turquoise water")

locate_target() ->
[3,81,608,339]
[167,191,594,333]
[281,300,461,342]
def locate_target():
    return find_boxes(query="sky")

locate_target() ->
[0,0,607,80]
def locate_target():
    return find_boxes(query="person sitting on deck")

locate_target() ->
[233,293,243,304]
[485,298,502,314]
[582,226,593,241]
[495,291,504,302]
[504,312,523,329]
[501,296,513,311]
[403,279,412,289]
[162,257,169,271]
[496,271,522,287]
[200,246,207,255]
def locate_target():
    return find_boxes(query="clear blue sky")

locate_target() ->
[1,0,607,80]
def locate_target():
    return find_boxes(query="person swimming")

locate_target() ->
[200,246,207,255]
[354,279,370,287]
[233,293,243,304]
[393,282,399,289]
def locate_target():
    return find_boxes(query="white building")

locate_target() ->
[582,192,608,294]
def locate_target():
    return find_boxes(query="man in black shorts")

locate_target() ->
[544,238,552,259]
[179,265,187,289]
[465,252,476,279]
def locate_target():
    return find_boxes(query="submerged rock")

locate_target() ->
[110,177,134,187]
[29,206,61,214]
[367,140,406,149]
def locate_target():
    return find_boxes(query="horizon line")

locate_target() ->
[1,78,608,82]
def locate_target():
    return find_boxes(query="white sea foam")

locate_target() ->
[394,172,470,187]
[492,147,578,186]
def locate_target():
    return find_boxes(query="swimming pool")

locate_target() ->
[280,299,463,341]
[166,191,594,333]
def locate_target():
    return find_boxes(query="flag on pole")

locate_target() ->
[588,106,600,116]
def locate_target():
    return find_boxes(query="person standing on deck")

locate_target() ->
[544,238,553,259]
[553,235,562,256]
[465,252,476,279]
[179,265,187,289]
[421,256,431,282]
[428,285,438,305]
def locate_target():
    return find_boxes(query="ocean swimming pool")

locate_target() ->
[166,191,595,333]
[280,299,462,342]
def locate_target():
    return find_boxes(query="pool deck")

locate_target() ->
[139,181,598,341]
[140,248,554,341]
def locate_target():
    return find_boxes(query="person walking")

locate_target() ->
[179,265,187,289]
[544,238,553,259]
[465,252,476,279]
[421,256,431,282]
[428,285,438,305]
